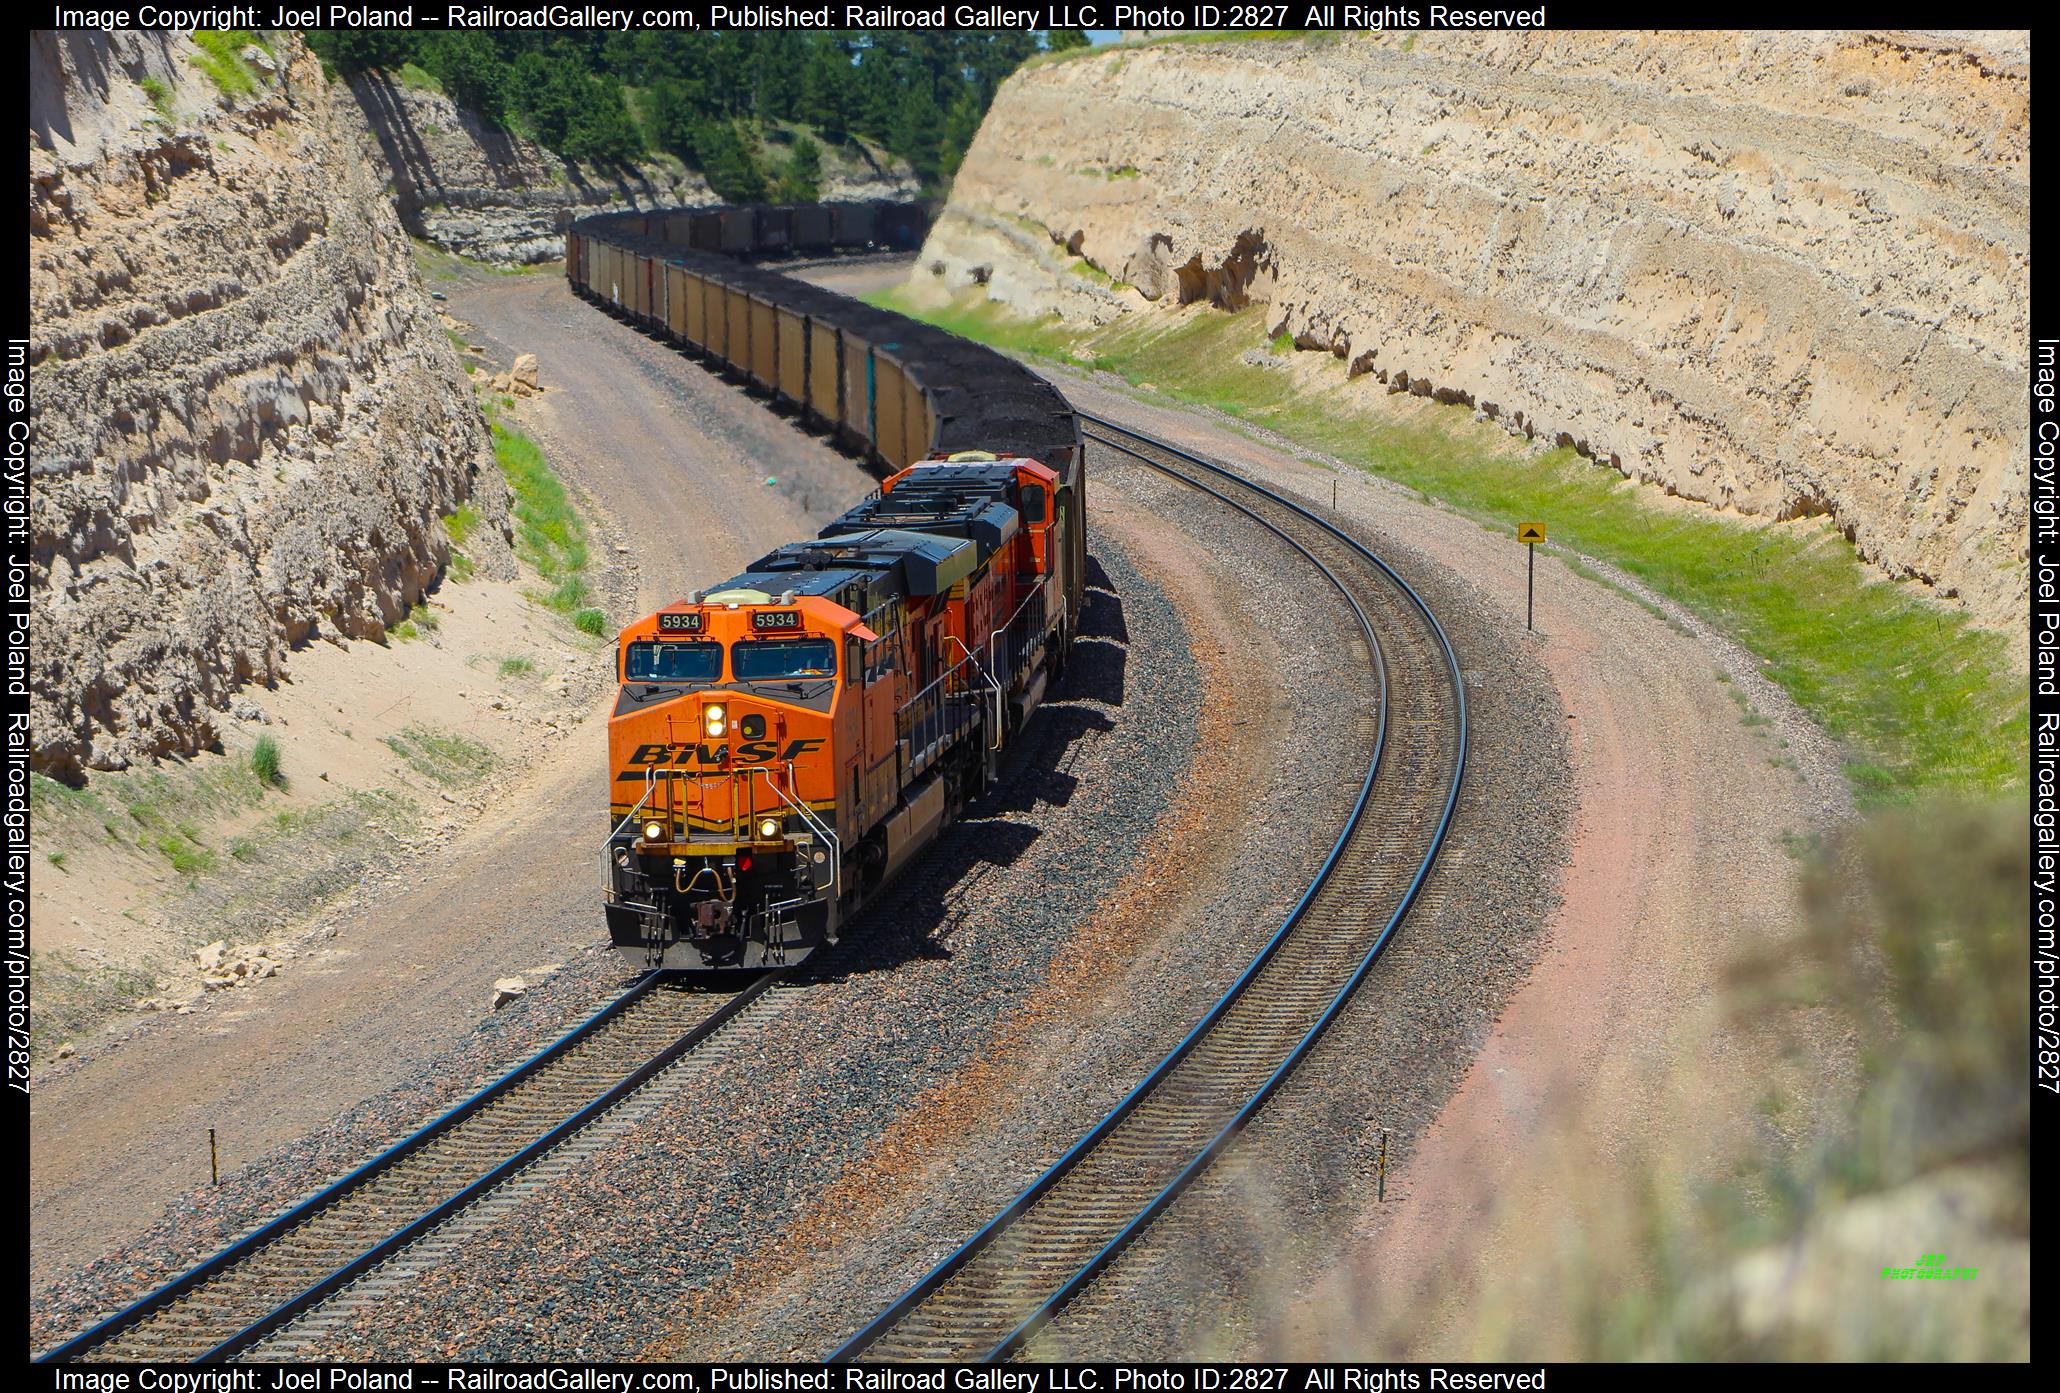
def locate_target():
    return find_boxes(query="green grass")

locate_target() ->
[892,291,2024,802]
[412,239,465,283]
[484,405,607,634]
[157,830,215,878]
[388,601,441,643]
[250,734,283,788]
[139,76,174,118]
[33,751,288,868]
[443,503,481,582]
[490,412,588,583]
[865,286,1092,366]
[46,851,68,872]
[573,608,610,637]
[383,725,496,787]
[188,31,262,101]
[395,61,444,94]
[497,655,537,679]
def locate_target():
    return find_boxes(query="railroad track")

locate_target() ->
[39,972,782,1364]
[830,416,1467,1362]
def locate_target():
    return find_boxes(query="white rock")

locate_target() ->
[491,977,528,1010]
[195,940,227,971]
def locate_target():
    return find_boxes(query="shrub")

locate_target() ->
[573,608,609,637]
[188,31,261,101]
[139,76,174,118]
[250,735,283,787]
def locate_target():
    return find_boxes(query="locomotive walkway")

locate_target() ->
[829,416,1468,1362]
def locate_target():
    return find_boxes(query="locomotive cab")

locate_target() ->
[605,453,1072,973]
[605,590,861,969]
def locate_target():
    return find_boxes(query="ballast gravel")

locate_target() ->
[278,461,1371,1362]
[1021,396,1576,1360]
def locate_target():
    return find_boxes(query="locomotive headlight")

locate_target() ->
[703,704,727,737]
[642,820,665,843]
[758,817,781,841]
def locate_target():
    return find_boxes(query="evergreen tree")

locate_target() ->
[563,75,643,167]
[777,134,823,203]
[802,39,855,144]
[695,122,767,203]
[304,29,411,74]
[890,82,944,182]
[421,32,505,124]
[305,28,1044,188]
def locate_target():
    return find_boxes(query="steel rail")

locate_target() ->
[38,970,779,1364]
[829,414,1467,1361]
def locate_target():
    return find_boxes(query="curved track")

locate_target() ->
[38,973,779,1363]
[830,416,1467,1362]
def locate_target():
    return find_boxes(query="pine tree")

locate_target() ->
[890,82,943,182]
[778,134,823,203]
[802,39,855,144]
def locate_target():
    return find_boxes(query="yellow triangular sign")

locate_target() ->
[1517,522,1546,545]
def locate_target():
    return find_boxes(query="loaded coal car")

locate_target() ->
[603,454,1071,970]
[568,202,1085,971]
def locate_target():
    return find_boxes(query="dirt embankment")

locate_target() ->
[922,30,2030,628]
[340,72,921,264]
[28,31,512,781]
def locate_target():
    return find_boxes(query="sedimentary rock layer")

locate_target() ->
[926,31,2030,625]
[29,32,510,779]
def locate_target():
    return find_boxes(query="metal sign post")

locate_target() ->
[1518,522,1546,630]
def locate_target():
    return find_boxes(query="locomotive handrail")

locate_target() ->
[743,764,840,909]
[987,580,1052,692]
[943,635,1004,751]
[602,765,663,891]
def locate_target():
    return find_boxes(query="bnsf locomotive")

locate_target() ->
[604,453,1078,969]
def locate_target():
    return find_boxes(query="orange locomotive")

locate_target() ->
[604,453,1073,969]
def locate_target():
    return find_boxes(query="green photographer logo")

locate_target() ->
[1882,1253,1979,1281]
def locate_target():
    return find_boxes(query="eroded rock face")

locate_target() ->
[341,72,922,264]
[929,31,2031,627]
[29,32,511,781]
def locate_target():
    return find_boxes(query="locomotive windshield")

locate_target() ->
[733,638,837,681]
[624,640,722,683]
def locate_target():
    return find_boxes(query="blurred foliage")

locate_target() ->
[1731,798,2030,1199]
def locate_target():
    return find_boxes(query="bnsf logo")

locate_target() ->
[626,739,825,767]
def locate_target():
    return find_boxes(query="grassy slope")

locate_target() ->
[872,277,2028,1356]
[874,286,2026,803]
